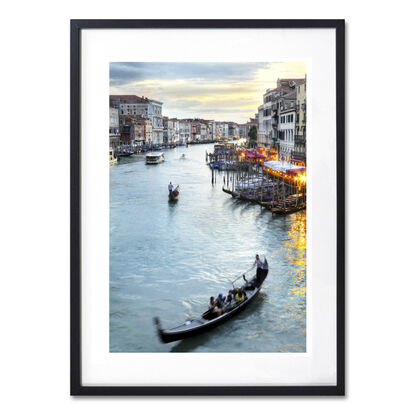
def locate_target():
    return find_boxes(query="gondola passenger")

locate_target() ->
[235,288,245,302]
[214,294,225,316]
[209,296,215,310]
[225,293,236,311]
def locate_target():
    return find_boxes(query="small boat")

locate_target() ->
[154,258,268,343]
[109,149,117,165]
[169,185,180,201]
[146,152,165,164]
[117,151,134,157]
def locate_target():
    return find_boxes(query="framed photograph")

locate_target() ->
[71,19,345,395]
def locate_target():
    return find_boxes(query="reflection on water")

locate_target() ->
[283,211,306,303]
[110,144,306,352]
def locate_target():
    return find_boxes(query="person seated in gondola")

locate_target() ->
[214,294,225,316]
[234,288,245,302]
[209,296,216,310]
[225,292,236,312]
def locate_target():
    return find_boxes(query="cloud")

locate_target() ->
[109,62,306,123]
[110,62,267,85]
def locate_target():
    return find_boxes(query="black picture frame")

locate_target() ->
[70,19,345,396]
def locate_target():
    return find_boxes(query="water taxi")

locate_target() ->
[146,152,165,164]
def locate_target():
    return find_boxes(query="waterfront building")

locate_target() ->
[109,107,119,135]
[179,119,192,144]
[277,91,297,161]
[191,119,209,142]
[258,88,276,147]
[109,107,120,151]
[237,123,248,139]
[190,121,198,141]
[171,118,180,144]
[292,79,307,165]
[208,120,220,141]
[227,122,236,139]
[265,78,306,160]
[133,117,152,145]
[163,117,180,145]
[216,122,229,140]
[119,115,152,146]
[110,95,163,145]
[163,116,171,145]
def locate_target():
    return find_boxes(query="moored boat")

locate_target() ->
[109,148,117,165]
[146,152,165,164]
[154,258,268,343]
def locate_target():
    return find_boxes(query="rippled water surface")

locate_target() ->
[110,144,306,352]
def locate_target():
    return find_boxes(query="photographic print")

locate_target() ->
[72,19,344,395]
[109,62,307,353]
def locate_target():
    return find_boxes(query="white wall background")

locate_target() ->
[1,0,414,413]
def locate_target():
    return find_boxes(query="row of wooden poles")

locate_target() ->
[218,161,306,214]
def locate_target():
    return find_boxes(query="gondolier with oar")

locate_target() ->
[254,254,264,286]
[168,182,173,196]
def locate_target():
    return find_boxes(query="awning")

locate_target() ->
[264,160,306,174]
[245,150,266,159]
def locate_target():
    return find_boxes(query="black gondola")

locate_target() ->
[168,185,180,201]
[154,258,268,343]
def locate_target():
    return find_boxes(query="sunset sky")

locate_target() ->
[110,62,306,123]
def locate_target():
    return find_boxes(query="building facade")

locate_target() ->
[265,78,306,160]
[292,80,307,165]
[110,95,163,144]
[257,89,276,147]
[109,107,120,150]
[216,122,229,140]
[109,107,119,135]
[179,119,191,144]
[278,103,297,161]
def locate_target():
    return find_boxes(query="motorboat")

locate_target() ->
[146,152,165,164]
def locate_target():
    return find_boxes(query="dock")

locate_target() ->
[219,155,306,215]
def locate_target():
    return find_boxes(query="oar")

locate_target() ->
[230,264,255,287]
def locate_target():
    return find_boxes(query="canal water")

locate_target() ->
[110,144,306,352]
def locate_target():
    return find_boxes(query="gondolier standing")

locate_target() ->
[168,182,173,196]
[254,254,264,286]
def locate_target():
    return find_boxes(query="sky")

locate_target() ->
[110,62,306,123]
